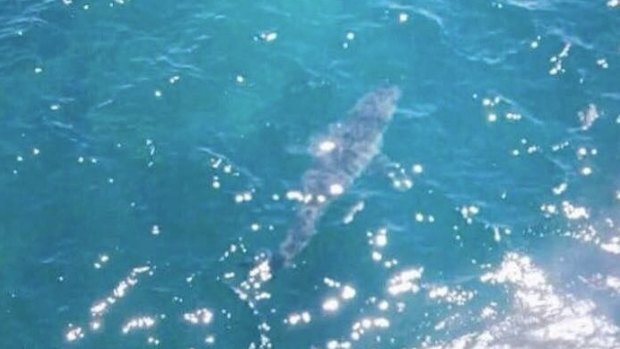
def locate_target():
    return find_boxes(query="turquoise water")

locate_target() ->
[1,0,619,348]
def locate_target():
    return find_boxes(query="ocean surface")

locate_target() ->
[1,0,619,348]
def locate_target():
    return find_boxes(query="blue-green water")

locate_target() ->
[1,1,619,348]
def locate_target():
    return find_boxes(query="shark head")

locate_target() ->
[352,85,402,123]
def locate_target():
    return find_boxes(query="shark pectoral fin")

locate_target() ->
[369,153,401,176]
[268,252,286,271]
[365,153,391,177]
[372,153,413,191]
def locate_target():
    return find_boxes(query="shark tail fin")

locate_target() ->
[267,250,286,272]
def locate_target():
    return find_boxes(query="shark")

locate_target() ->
[267,85,402,270]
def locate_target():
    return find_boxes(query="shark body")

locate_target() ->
[269,86,402,269]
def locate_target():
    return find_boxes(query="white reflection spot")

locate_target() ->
[552,182,567,195]
[65,326,84,342]
[260,31,278,42]
[286,190,304,201]
[122,316,156,334]
[234,191,253,203]
[374,317,390,328]
[327,340,352,349]
[481,305,497,319]
[183,308,213,325]
[387,267,423,296]
[329,183,344,196]
[601,237,620,254]
[375,233,387,247]
[319,140,337,153]
[597,58,609,69]
[341,285,356,300]
[562,201,589,220]
[579,104,599,130]
[460,205,480,224]
[506,112,522,121]
[324,277,341,288]
[412,164,424,174]
[322,298,340,312]
[577,147,588,158]
[415,213,424,222]
[286,311,311,326]
[427,285,474,305]
[350,316,391,340]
